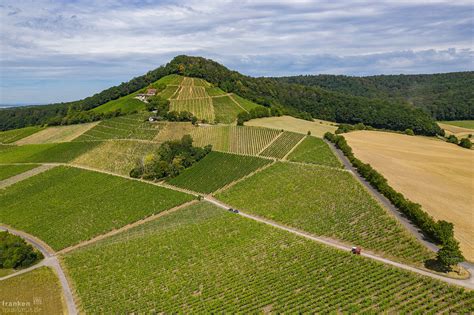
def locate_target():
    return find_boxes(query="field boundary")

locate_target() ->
[282,135,307,160]
[0,164,57,189]
[257,131,283,155]
[228,94,249,113]
[58,200,198,255]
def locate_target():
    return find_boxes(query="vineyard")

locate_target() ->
[92,92,145,114]
[0,166,193,250]
[72,140,159,176]
[205,86,227,96]
[0,164,39,180]
[169,98,214,122]
[217,162,434,263]
[190,125,281,155]
[174,86,208,99]
[15,122,98,144]
[0,141,100,163]
[0,126,43,144]
[230,94,263,112]
[63,202,473,313]
[74,114,160,141]
[259,131,305,159]
[166,151,272,193]
[212,95,243,124]
[0,267,65,313]
[287,136,343,168]
[158,85,179,99]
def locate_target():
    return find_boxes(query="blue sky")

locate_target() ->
[0,0,473,104]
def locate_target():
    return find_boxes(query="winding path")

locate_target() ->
[0,226,78,315]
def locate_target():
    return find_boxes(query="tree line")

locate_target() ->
[324,132,464,270]
[275,72,474,121]
[1,55,444,136]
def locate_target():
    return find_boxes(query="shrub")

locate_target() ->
[447,135,458,144]
[0,231,43,269]
[459,138,472,149]
[437,239,465,271]
[405,128,415,136]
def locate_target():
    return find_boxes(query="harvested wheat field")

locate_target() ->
[246,116,336,138]
[438,122,474,141]
[344,131,474,261]
[15,122,99,144]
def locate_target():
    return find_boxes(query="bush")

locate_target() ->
[459,138,472,149]
[447,135,458,144]
[405,128,415,136]
[0,231,43,269]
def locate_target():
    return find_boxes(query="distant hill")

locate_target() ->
[274,72,474,121]
[0,55,444,135]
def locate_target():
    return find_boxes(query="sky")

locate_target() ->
[0,0,473,104]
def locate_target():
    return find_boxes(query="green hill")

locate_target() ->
[0,55,446,135]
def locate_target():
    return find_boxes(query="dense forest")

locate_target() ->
[0,55,445,135]
[275,72,474,120]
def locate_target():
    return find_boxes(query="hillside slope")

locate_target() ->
[275,72,474,120]
[1,55,442,135]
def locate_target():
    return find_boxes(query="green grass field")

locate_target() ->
[63,202,473,313]
[231,94,264,112]
[159,85,179,99]
[72,140,159,176]
[0,267,65,313]
[74,114,160,141]
[0,164,39,180]
[260,131,305,159]
[287,136,342,168]
[92,92,145,114]
[0,166,194,250]
[0,142,100,164]
[212,95,242,124]
[0,126,44,144]
[205,86,227,96]
[217,162,434,264]
[439,120,474,129]
[167,151,272,193]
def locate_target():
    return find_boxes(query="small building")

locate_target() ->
[135,88,158,102]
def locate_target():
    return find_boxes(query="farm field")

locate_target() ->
[0,141,100,163]
[205,86,227,96]
[74,113,160,141]
[0,164,39,180]
[438,122,474,140]
[287,136,342,168]
[0,166,193,250]
[212,95,242,124]
[0,126,43,144]
[72,140,159,176]
[15,122,98,144]
[246,115,337,137]
[170,98,214,122]
[159,85,179,99]
[440,120,474,129]
[217,162,434,263]
[167,151,272,193]
[230,94,263,112]
[0,267,65,313]
[92,92,145,114]
[344,130,474,261]
[259,131,304,159]
[63,202,473,313]
[153,122,195,142]
[191,125,281,155]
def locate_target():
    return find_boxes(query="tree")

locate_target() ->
[459,138,472,149]
[437,238,464,271]
[447,135,458,144]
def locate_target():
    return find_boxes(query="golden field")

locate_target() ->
[438,122,473,141]
[344,131,474,261]
[246,115,337,138]
[15,122,98,144]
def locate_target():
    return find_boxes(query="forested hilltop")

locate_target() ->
[1,55,442,135]
[275,72,474,121]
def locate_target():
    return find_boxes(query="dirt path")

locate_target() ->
[205,197,474,290]
[0,226,78,314]
[0,164,57,189]
[282,135,306,160]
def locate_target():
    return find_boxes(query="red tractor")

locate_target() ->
[351,246,361,255]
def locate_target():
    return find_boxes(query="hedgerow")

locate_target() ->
[324,132,464,267]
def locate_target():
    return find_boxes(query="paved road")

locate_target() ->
[205,197,474,289]
[0,226,78,315]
